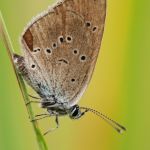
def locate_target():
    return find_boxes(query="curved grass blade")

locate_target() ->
[0,11,48,150]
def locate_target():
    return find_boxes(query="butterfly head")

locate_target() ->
[69,105,84,119]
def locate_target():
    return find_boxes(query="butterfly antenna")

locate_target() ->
[80,107,126,134]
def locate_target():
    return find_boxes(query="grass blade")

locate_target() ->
[0,11,48,150]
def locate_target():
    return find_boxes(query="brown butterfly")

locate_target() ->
[13,0,126,135]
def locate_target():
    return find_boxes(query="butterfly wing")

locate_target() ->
[21,0,106,106]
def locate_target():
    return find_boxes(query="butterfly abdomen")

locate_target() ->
[13,54,28,75]
[13,53,44,96]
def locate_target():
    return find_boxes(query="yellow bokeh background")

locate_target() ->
[0,0,150,150]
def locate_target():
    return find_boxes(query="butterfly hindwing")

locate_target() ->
[21,0,106,106]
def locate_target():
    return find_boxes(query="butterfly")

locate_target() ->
[13,0,126,135]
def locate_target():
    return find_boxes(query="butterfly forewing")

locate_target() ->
[21,0,106,106]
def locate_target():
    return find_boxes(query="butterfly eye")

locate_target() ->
[80,55,87,62]
[86,21,91,27]
[52,42,57,49]
[58,36,64,44]
[92,26,98,32]
[66,35,73,43]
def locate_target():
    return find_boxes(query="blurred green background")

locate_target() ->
[0,0,150,150]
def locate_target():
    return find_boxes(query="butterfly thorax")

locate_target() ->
[41,99,83,119]
[47,107,68,116]
[39,96,69,116]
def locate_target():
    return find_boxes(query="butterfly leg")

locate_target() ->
[30,114,50,122]
[35,113,50,118]
[26,100,41,105]
[26,100,59,108]
[28,94,40,99]
[43,115,59,135]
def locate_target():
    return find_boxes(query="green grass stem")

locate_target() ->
[0,11,48,150]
